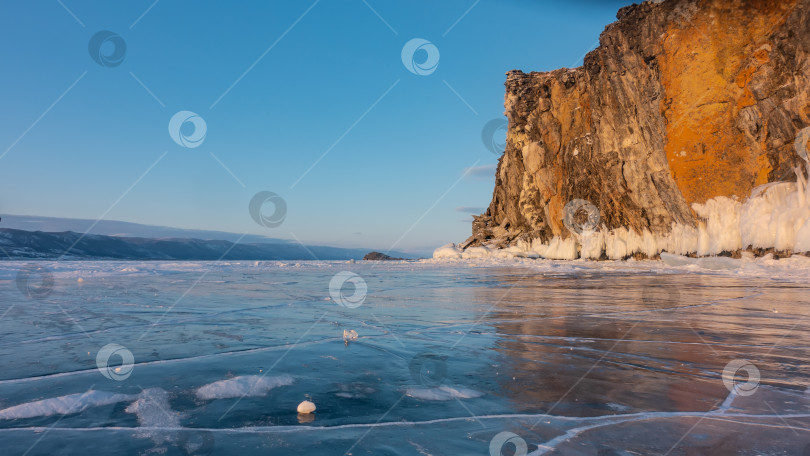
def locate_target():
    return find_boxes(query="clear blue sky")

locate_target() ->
[0,0,631,253]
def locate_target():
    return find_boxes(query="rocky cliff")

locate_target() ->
[461,0,810,259]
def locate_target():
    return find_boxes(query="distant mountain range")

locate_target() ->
[0,215,287,245]
[0,216,417,260]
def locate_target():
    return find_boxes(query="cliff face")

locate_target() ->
[468,0,810,253]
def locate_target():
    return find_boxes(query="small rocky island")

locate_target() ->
[363,251,403,261]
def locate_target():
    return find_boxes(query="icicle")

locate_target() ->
[795,166,806,207]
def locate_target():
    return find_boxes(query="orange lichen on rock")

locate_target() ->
[659,0,798,204]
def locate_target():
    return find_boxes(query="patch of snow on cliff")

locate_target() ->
[537,236,578,260]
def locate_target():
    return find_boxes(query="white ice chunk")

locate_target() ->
[0,390,137,420]
[196,375,293,400]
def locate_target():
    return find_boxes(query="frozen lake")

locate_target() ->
[1,258,809,455]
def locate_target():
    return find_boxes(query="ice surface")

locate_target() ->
[0,260,808,454]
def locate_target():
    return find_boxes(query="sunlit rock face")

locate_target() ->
[468,0,810,252]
